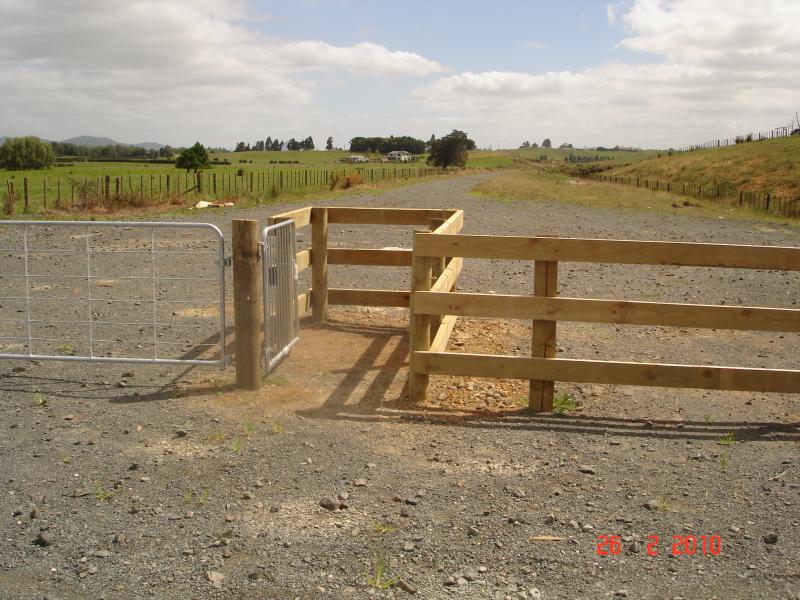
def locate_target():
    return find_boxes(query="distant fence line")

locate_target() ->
[1,166,445,215]
[587,173,800,218]
[674,128,797,153]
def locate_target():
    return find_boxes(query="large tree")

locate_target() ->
[0,136,55,169]
[542,138,552,148]
[175,142,210,172]
[426,129,470,168]
[325,136,334,150]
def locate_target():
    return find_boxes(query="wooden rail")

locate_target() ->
[268,207,463,323]
[409,233,800,410]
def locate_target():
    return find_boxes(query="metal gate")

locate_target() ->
[261,220,299,372]
[0,221,227,366]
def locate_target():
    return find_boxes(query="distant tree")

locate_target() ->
[265,136,273,150]
[253,140,265,151]
[542,138,552,148]
[158,145,174,159]
[520,141,531,149]
[531,142,539,148]
[559,142,573,149]
[175,142,210,172]
[300,136,314,150]
[0,136,55,170]
[326,136,334,150]
[427,134,436,151]
[271,139,282,151]
[234,141,247,152]
[286,138,300,151]
[427,129,470,169]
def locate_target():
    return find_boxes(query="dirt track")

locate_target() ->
[1,174,799,600]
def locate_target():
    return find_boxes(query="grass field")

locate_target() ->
[473,165,800,228]
[604,136,800,199]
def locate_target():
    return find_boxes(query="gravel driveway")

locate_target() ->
[1,174,798,600]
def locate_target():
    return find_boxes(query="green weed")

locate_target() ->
[365,555,399,590]
[370,521,398,535]
[718,432,735,447]
[270,421,284,435]
[553,393,577,415]
[94,486,115,502]
[231,437,244,453]
[263,373,289,387]
[33,393,47,407]
[184,489,210,507]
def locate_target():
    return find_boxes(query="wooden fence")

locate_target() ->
[588,173,800,218]
[408,233,800,411]
[268,206,464,324]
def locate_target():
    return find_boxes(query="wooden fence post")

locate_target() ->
[409,230,433,403]
[311,207,328,323]
[428,218,446,336]
[23,178,29,212]
[165,174,171,196]
[233,219,262,390]
[529,259,558,412]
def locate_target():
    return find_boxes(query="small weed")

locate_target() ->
[243,420,256,438]
[370,521,398,534]
[553,393,577,415]
[56,343,75,355]
[231,437,244,453]
[719,452,729,472]
[270,421,284,435]
[33,393,47,407]
[263,373,289,387]
[658,492,670,513]
[94,486,115,502]
[365,555,399,590]
[205,431,226,444]
[58,453,72,465]
[184,489,210,507]
[718,432,735,447]
[703,414,714,424]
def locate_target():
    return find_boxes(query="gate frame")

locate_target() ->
[0,220,227,367]
[261,219,299,373]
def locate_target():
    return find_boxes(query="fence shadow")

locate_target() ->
[296,322,800,443]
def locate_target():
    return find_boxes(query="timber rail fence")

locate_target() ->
[587,173,800,218]
[1,166,447,215]
[408,233,800,411]
[267,206,464,325]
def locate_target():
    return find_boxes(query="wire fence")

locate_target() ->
[673,128,798,153]
[1,166,448,215]
[587,174,800,218]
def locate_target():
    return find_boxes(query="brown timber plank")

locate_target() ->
[415,352,800,394]
[327,207,456,225]
[413,292,800,332]
[328,288,410,307]
[327,248,412,266]
[414,233,800,271]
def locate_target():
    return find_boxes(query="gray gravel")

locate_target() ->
[1,174,799,599]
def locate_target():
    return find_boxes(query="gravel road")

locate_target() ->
[1,174,798,600]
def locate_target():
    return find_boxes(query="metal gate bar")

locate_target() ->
[261,220,299,372]
[0,220,227,366]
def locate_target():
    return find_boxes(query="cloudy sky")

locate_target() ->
[1,0,798,149]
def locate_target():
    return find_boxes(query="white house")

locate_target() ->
[386,150,410,162]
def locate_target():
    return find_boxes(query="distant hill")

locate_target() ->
[60,136,165,150]
[0,135,165,150]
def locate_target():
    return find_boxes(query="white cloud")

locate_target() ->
[413,0,800,147]
[0,0,444,145]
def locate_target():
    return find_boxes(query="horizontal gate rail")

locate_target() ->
[0,220,226,366]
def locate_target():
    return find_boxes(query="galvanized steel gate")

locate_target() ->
[0,221,227,366]
[261,220,299,372]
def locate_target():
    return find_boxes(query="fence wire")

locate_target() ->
[0,221,227,366]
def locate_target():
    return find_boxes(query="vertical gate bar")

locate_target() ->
[217,229,226,366]
[292,223,299,340]
[151,227,157,360]
[23,225,32,357]
[86,225,94,359]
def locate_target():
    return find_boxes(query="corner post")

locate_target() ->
[528,259,558,412]
[311,207,328,323]
[233,219,262,390]
[409,230,432,403]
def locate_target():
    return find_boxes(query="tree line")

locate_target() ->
[235,136,326,152]
[50,142,175,159]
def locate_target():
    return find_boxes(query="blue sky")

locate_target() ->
[1,1,798,149]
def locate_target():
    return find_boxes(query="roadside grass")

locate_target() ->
[473,166,800,228]
[604,136,800,199]
[263,373,289,387]
[718,432,735,447]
